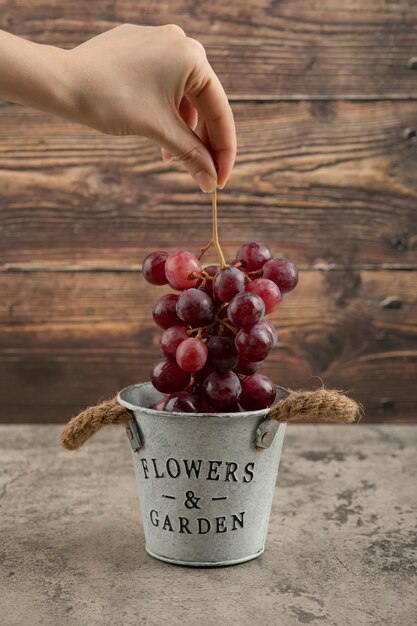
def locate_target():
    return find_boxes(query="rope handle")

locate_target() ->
[267,388,360,423]
[60,388,361,451]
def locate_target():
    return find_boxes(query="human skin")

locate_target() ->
[0,24,237,192]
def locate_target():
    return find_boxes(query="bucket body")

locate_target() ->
[118,382,286,567]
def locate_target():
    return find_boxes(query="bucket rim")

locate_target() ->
[117,381,288,420]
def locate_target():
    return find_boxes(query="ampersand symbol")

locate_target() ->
[184,490,201,509]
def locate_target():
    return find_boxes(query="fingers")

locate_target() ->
[160,111,209,166]
[186,66,236,189]
[157,110,218,193]
[161,96,198,163]
[179,96,198,131]
[161,147,172,162]
[156,33,236,191]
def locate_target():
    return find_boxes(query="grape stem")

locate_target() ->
[246,269,262,277]
[221,320,237,334]
[212,189,227,269]
[198,240,214,261]
[187,308,238,340]
[191,269,214,291]
[187,322,214,337]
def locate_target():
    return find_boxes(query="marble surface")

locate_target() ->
[0,424,416,626]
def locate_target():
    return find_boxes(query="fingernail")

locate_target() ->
[162,154,172,163]
[218,182,226,190]
[195,171,217,193]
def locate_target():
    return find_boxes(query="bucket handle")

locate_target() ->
[59,388,360,452]
[255,387,360,450]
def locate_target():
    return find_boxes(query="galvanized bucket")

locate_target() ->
[117,382,287,567]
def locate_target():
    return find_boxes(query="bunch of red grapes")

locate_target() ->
[143,242,298,413]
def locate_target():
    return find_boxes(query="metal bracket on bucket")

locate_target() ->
[125,418,143,452]
[255,386,289,450]
[255,418,280,450]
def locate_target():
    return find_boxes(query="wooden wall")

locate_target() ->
[0,1,416,423]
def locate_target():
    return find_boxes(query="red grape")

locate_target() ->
[259,319,278,346]
[200,398,210,410]
[196,264,218,296]
[191,363,213,383]
[165,251,202,290]
[233,357,262,375]
[176,337,208,372]
[163,391,200,413]
[228,292,265,327]
[176,288,214,326]
[202,371,242,410]
[152,399,167,410]
[262,258,298,294]
[142,251,169,285]
[236,241,272,272]
[246,278,282,314]
[199,399,215,412]
[152,294,183,329]
[151,358,191,393]
[206,335,239,372]
[235,323,274,361]
[147,240,293,411]
[213,267,246,302]
[160,325,189,359]
[239,374,276,410]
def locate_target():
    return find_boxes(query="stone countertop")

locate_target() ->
[0,424,415,626]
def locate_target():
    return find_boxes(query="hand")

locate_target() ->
[65,24,236,192]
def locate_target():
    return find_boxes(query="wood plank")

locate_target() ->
[0,269,415,423]
[1,1,416,98]
[1,101,416,267]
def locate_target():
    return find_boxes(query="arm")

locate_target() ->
[0,29,73,115]
[0,25,236,192]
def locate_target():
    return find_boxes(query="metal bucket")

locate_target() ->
[117,382,287,567]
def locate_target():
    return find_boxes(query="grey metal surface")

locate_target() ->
[117,382,287,566]
[124,419,142,452]
[0,424,415,626]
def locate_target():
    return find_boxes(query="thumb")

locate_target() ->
[158,111,218,193]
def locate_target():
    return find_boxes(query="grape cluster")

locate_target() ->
[143,242,298,413]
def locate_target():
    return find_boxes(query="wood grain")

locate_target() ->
[1,101,416,267]
[1,1,416,424]
[1,0,417,98]
[0,269,415,423]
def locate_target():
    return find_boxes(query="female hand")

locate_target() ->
[0,25,236,192]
